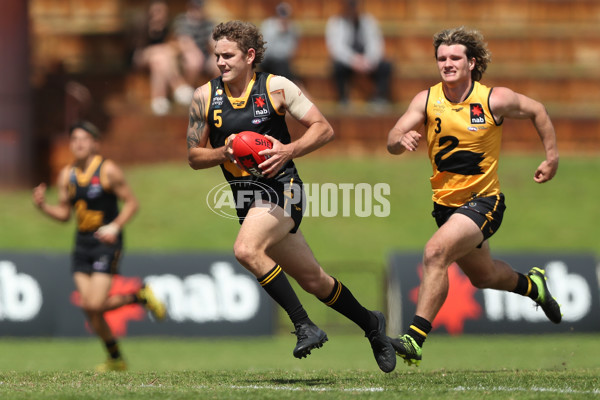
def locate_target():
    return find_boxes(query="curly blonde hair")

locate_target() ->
[212,20,266,67]
[433,27,491,82]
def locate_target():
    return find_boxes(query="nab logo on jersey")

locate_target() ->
[470,104,485,124]
[87,175,102,199]
[252,94,270,118]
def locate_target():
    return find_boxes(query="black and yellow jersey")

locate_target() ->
[68,155,119,237]
[206,71,299,182]
[425,81,503,207]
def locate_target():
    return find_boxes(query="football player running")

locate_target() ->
[186,20,396,372]
[33,121,166,371]
[387,26,561,367]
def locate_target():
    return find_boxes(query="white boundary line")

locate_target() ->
[140,384,384,392]
[139,383,600,395]
[453,386,600,395]
[230,384,385,392]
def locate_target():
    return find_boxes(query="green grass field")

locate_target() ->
[4,152,600,257]
[0,334,599,399]
[1,154,600,398]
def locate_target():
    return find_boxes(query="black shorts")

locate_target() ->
[232,174,304,234]
[72,235,122,275]
[432,193,506,242]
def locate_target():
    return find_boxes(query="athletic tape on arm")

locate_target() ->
[269,76,313,120]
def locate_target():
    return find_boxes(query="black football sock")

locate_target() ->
[407,316,431,348]
[512,272,539,300]
[104,339,121,360]
[320,277,377,333]
[133,291,145,304]
[258,264,310,325]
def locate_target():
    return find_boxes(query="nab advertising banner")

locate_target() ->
[0,253,276,337]
[387,253,600,335]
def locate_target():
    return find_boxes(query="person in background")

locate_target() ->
[130,0,195,115]
[174,0,221,87]
[32,121,166,371]
[386,26,561,367]
[260,2,299,82]
[325,0,392,108]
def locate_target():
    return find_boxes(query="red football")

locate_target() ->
[231,131,273,178]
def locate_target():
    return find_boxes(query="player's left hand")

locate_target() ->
[534,158,558,183]
[95,222,120,245]
[258,135,290,178]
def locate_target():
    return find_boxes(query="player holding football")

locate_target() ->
[32,121,166,371]
[186,20,396,373]
[386,26,561,367]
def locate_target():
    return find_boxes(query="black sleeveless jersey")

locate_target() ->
[68,155,121,243]
[206,72,299,182]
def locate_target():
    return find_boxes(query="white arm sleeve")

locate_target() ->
[269,75,314,120]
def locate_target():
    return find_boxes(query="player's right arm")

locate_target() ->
[32,166,71,222]
[387,90,428,155]
[187,85,232,170]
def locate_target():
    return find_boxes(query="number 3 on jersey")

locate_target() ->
[433,117,484,175]
[434,117,442,134]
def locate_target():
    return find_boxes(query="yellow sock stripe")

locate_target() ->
[259,265,282,287]
[324,280,343,306]
[525,276,532,296]
[410,325,428,338]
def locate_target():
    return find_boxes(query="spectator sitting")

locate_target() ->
[173,0,220,87]
[260,2,299,82]
[130,0,194,115]
[325,0,392,108]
